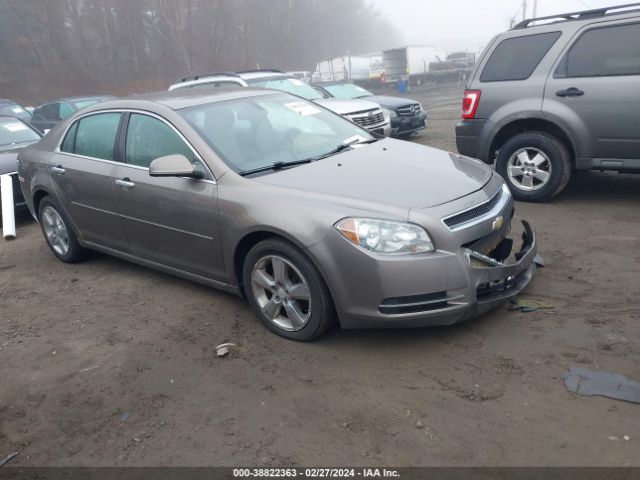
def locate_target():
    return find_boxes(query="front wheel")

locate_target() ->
[242,238,336,341]
[496,131,571,202]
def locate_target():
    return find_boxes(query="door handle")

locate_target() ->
[556,87,584,98]
[50,166,66,175]
[115,178,135,189]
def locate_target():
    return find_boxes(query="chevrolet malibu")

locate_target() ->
[18,89,537,341]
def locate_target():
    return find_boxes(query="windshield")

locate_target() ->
[0,119,40,146]
[323,83,373,100]
[179,93,373,175]
[0,104,32,121]
[246,77,323,101]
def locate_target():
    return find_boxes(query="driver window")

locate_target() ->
[125,114,197,169]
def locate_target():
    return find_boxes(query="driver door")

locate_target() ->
[112,112,224,280]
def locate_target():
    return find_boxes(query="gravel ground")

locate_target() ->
[1,84,639,467]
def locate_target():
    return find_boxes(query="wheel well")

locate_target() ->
[490,119,575,164]
[233,231,280,297]
[32,189,49,214]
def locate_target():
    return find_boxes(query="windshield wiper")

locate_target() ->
[238,138,376,177]
[239,158,313,177]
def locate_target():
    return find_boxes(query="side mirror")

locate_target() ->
[149,154,203,179]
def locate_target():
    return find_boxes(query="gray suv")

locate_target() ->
[456,3,640,202]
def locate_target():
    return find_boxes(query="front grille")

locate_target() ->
[444,188,504,229]
[477,270,526,300]
[350,109,386,128]
[397,103,421,117]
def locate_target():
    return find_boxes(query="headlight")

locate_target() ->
[336,218,434,254]
[382,108,397,118]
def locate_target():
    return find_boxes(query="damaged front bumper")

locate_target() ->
[306,215,537,330]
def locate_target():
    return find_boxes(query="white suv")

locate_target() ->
[170,70,391,137]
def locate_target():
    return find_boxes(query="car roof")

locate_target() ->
[168,75,248,91]
[237,71,289,81]
[83,88,281,112]
[0,99,18,106]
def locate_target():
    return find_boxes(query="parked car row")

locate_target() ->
[9,2,638,342]
[169,69,428,138]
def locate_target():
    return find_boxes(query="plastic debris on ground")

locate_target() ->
[216,343,236,357]
[562,367,640,404]
[509,297,554,313]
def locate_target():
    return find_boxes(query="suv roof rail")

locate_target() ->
[236,69,285,75]
[513,2,640,29]
[179,72,241,82]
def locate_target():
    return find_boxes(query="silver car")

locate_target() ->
[18,89,537,341]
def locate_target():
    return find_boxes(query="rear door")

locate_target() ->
[544,21,640,161]
[112,112,223,280]
[51,112,129,250]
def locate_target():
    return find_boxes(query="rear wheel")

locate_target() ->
[243,238,335,341]
[496,131,571,202]
[38,196,87,263]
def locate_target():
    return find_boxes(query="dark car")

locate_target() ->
[0,99,34,125]
[313,82,427,137]
[0,116,42,211]
[31,96,115,133]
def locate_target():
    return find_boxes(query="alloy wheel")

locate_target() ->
[41,206,70,256]
[506,147,552,192]
[250,255,312,332]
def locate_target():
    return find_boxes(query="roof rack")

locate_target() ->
[236,69,285,75]
[179,72,241,83]
[513,2,640,29]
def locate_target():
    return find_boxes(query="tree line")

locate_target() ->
[0,0,401,104]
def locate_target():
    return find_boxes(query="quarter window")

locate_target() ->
[60,121,78,153]
[480,32,561,82]
[73,113,121,160]
[556,23,640,78]
[125,114,195,168]
[59,102,74,119]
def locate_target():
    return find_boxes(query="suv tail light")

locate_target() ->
[462,90,481,119]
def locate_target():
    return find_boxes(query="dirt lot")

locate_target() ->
[1,84,639,467]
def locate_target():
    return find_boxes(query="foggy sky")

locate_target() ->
[371,0,626,53]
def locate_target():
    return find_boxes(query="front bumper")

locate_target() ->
[391,111,427,136]
[305,185,537,330]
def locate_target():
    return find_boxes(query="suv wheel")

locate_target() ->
[243,238,336,341]
[38,196,87,263]
[496,131,571,202]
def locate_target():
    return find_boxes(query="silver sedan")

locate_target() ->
[18,88,537,341]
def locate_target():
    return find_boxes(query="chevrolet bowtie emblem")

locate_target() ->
[492,216,504,231]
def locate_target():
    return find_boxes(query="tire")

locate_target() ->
[496,131,572,202]
[38,196,87,263]
[242,238,336,341]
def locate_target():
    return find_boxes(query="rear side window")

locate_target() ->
[480,32,561,82]
[125,114,194,168]
[60,121,78,153]
[73,113,121,160]
[556,23,640,78]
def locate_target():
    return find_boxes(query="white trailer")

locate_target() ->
[314,54,383,82]
[382,45,446,83]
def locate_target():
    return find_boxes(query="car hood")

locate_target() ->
[315,98,381,115]
[362,95,419,109]
[255,138,492,209]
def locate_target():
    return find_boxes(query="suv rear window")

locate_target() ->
[480,32,561,82]
[556,23,640,78]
